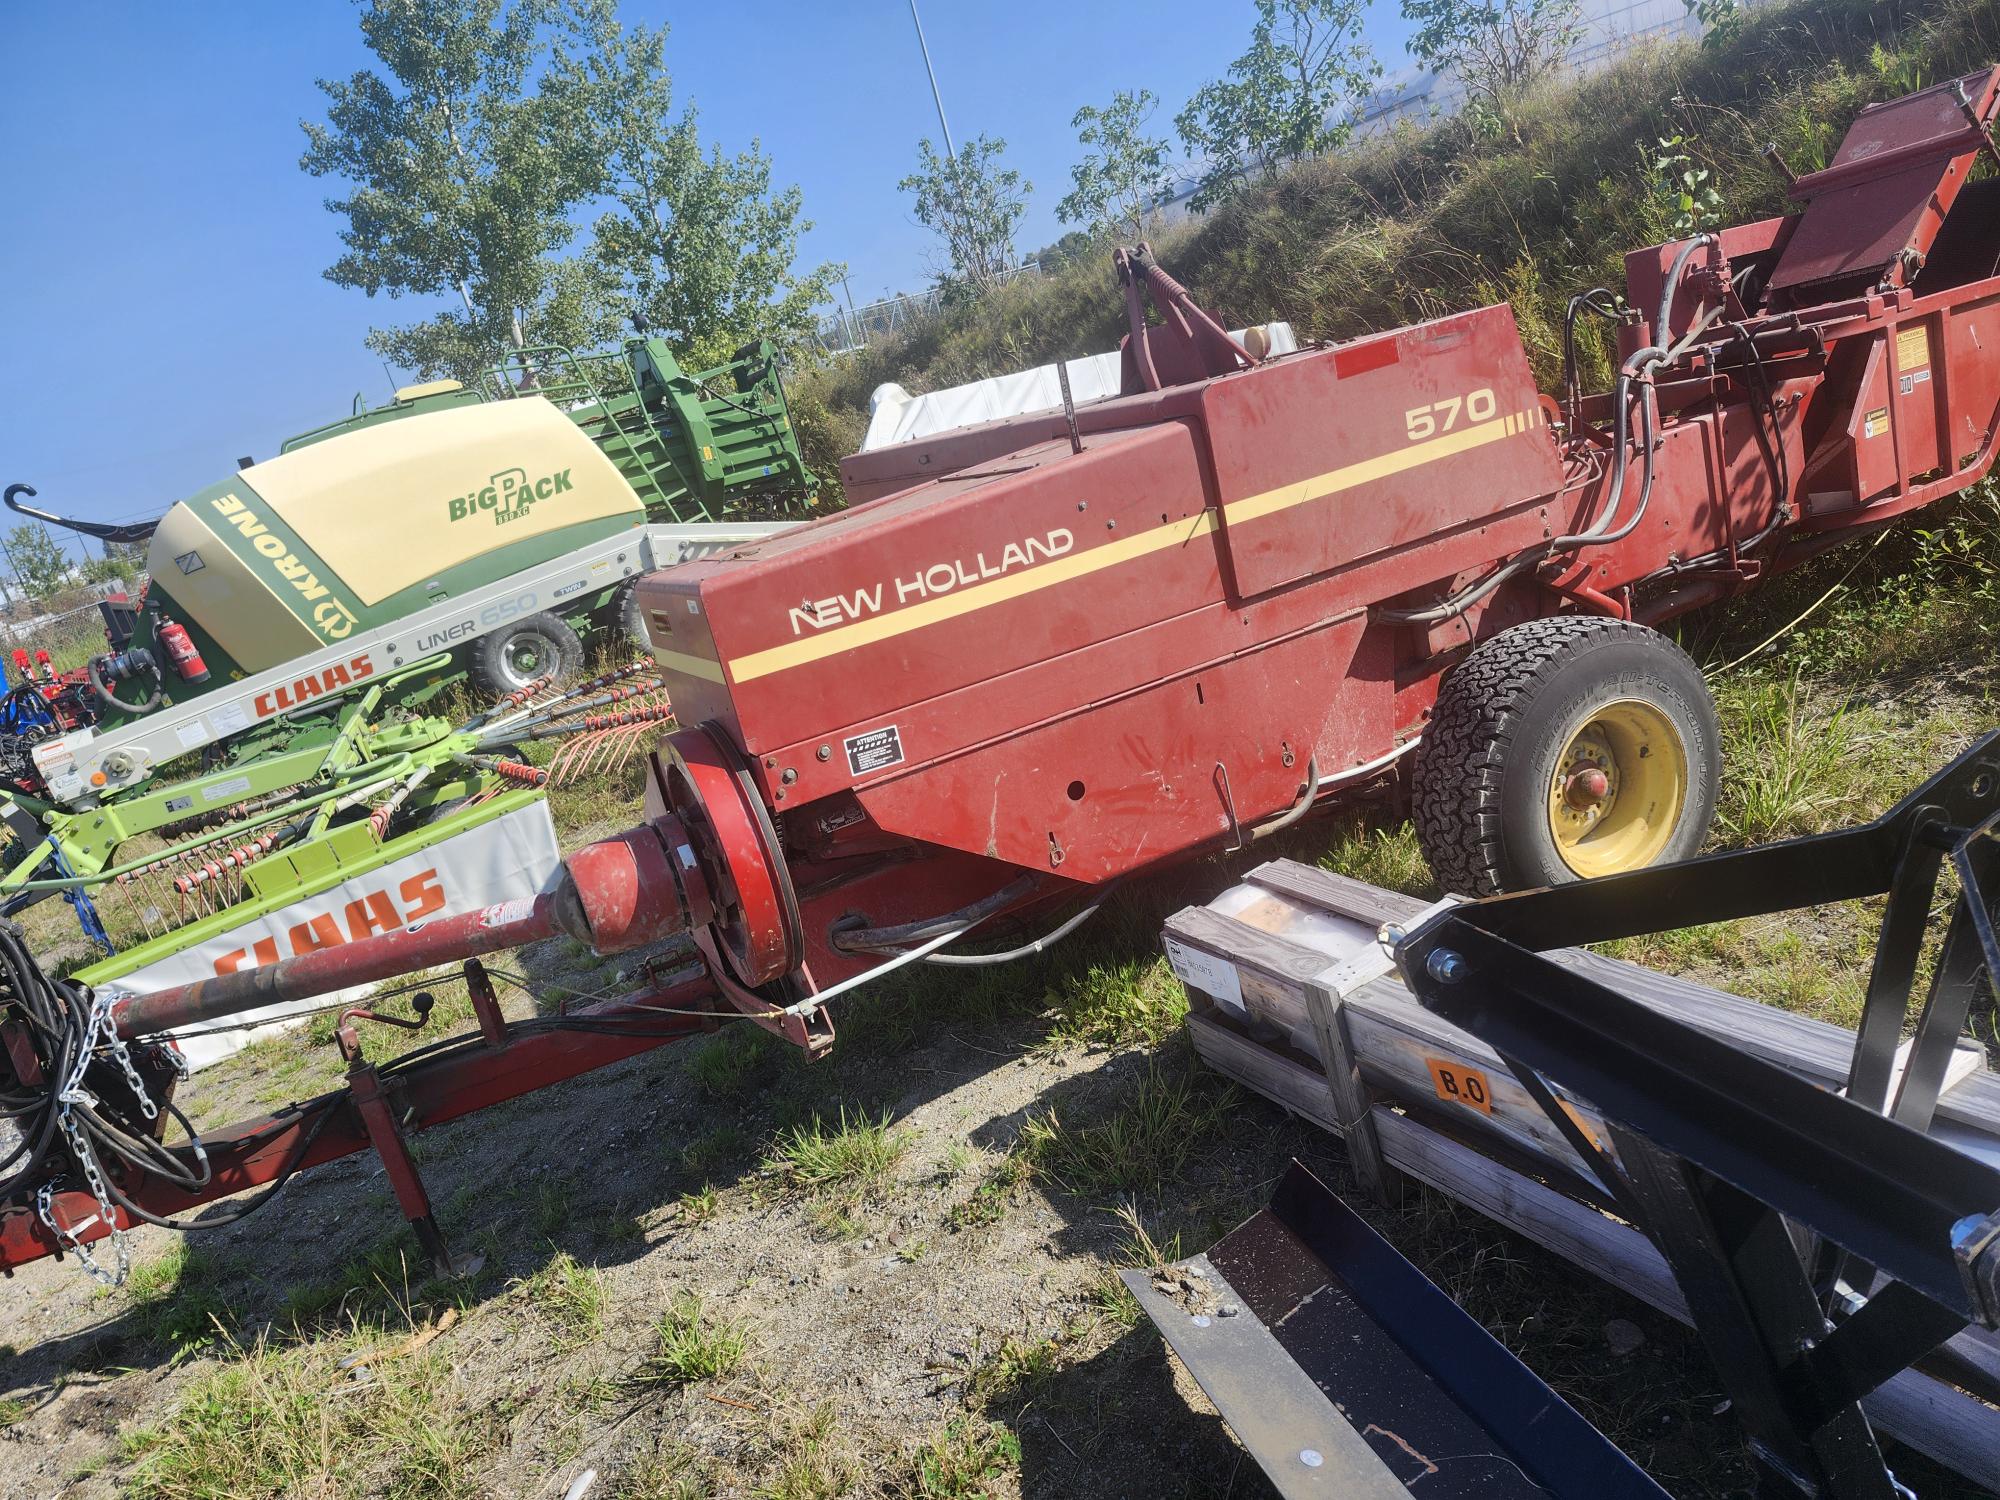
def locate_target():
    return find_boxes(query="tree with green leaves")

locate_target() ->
[81,552,141,591]
[4,526,71,605]
[301,0,619,382]
[1057,89,1170,240]
[898,136,1030,294]
[1175,0,1380,212]
[1400,0,1583,111]
[574,21,839,367]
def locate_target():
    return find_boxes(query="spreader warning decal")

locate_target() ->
[844,724,905,776]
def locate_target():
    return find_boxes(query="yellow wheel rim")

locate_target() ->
[1546,699,1689,879]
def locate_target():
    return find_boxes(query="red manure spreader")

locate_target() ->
[8,64,2000,1500]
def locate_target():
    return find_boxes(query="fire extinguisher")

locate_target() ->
[156,619,210,684]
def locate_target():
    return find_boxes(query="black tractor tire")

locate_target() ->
[617,579,654,654]
[468,612,584,699]
[1412,615,1720,896]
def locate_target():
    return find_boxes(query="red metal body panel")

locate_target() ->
[852,616,1374,883]
[1770,68,2000,300]
[1202,308,1565,598]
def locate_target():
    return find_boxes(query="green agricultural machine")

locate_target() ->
[0,335,812,987]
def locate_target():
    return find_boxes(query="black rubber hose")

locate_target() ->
[915,884,1122,966]
[831,875,1042,954]
[87,654,161,715]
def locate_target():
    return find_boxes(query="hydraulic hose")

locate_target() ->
[830,874,1042,955]
[1246,758,1320,843]
[87,654,161,716]
[1548,237,1716,553]
[916,883,1124,966]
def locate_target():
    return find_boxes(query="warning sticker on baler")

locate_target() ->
[843,725,905,776]
[1896,325,1931,373]
[1864,407,1890,439]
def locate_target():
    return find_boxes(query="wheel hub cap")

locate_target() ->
[1546,702,1689,879]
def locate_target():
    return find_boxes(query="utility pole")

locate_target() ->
[907,0,956,162]
[907,0,991,284]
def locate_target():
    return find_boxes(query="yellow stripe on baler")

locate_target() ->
[652,647,726,684]
[723,413,1525,684]
[1220,413,1515,528]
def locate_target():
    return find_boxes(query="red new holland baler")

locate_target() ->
[8,69,2000,1283]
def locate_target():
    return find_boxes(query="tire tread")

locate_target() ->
[1413,615,1709,896]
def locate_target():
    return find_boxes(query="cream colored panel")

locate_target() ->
[243,398,644,608]
[147,504,322,673]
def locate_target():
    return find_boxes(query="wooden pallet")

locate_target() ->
[1163,859,2000,1489]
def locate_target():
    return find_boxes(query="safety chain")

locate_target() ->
[36,1161,128,1288]
[42,986,147,1288]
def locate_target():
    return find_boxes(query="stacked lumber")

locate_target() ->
[1163,859,2000,1488]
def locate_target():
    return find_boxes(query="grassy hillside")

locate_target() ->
[791,0,2000,488]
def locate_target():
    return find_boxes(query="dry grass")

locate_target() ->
[122,1324,496,1499]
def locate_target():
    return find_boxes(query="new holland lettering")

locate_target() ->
[447,467,574,525]
[787,527,1076,635]
[254,655,376,718]
[210,493,359,640]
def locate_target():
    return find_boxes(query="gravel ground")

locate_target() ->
[4,682,1998,1497]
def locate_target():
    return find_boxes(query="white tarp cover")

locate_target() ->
[862,322,1298,452]
[95,800,564,1071]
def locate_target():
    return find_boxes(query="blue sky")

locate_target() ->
[0,1,1416,546]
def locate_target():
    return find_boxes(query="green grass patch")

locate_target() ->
[688,1023,782,1097]
[757,1402,855,1500]
[1021,1061,1231,1196]
[273,1230,473,1334]
[620,1439,713,1500]
[765,1107,908,1196]
[122,1328,494,1499]
[1042,955,1187,1049]
[635,1291,749,1389]
[964,1329,1067,1407]
[1712,673,1874,843]
[947,1151,1033,1230]
[902,1417,1022,1498]
[114,1242,235,1358]
[678,1183,721,1224]
[510,1250,606,1351]
[1319,815,1437,898]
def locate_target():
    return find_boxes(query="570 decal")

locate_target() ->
[1405,386,1497,442]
